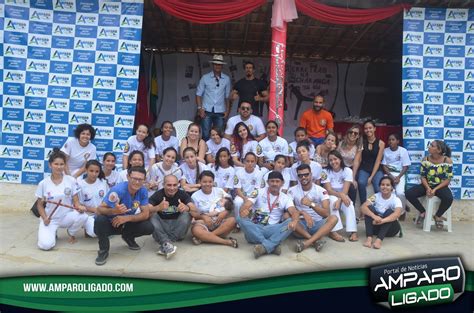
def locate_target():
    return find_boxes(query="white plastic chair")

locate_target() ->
[173,120,193,144]
[418,196,453,232]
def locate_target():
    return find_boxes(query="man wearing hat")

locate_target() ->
[196,54,231,141]
[237,171,300,259]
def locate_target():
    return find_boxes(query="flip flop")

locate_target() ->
[229,237,239,248]
[434,216,444,230]
[329,232,345,242]
[349,234,359,242]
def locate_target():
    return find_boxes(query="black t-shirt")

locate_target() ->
[234,78,267,107]
[149,189,192,219]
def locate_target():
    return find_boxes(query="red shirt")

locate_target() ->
[299,109,334,139]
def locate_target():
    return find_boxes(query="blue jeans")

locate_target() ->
[310,137,325,146]
[237,216,293,254]
[201,111,225,141]
[357,169,384,204]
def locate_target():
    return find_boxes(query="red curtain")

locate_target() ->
[295,0,410,25]
[153,0,266,24]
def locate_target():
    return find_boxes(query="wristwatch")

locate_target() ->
[197,106,203,110]
[310,202,316,208]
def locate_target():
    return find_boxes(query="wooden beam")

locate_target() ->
[224,23,230,54]
[257,4,272,56]
[321,28,350,59]
[207,25,212,54]
[186,22,195,53]
[343,22,375,58]
[290,16,315,57]
[305,24,331,58]
[369,14,403,61]
[157,8,177,52]
[241,15,251,55]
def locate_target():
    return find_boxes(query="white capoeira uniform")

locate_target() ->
[77,177,109,237]
[35,175,87,250]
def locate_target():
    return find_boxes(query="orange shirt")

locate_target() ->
[299,109,334,138]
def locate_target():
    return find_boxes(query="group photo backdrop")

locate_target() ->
[0,0,144,185]
[402,7,474,200]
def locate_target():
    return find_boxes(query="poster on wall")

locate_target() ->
[0,0,144,185]
[402,7,474,200]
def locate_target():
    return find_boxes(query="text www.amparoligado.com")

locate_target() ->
[23,282,134,293]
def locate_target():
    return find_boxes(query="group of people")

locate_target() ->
[33,55,454,265]
[34,113,453,265]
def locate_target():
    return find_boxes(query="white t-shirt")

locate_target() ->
[381,146,411,172]
[104,170,120,189]
[225,115,265,138]
[290,161,322,182]
[60,138,97,176]
[35,175,80,220]
[249,187,294,225]
[263,168,291,191]
[233,167,265,197]
[192,187,229,215]
[148,162,182,193]
[124,135,155,167]
[289,141,315,161]
[321,167,353,192]
[231,140,259,161]
[257,136,291,162]
[77,177,108,209]
[117,169,128,184]
[210,165,235,190]
[206,138,231,157]
[179,162,208,184]
[288,183,329,222]
[367,192,403,215]
[154,135,179,157]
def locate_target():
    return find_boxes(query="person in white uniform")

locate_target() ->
[35,149,88,250]
[381,133,411,213]
[154,121,179,162]
[224,101,266,141]
[60,123,97,178]
[257,121,291,171]
[321,150,358,242]
[77,160,109,237]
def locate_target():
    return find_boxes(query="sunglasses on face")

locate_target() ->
[240,107,251,111]
[348,131,359,135]
[297,173,310,178]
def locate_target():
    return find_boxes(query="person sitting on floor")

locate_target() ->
[288,163,338,253]
[237,171,300,259]
[360,176,402,249]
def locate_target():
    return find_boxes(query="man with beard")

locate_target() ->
[224,101,266,141]
[299,94,334,146]
[231,61,268,117]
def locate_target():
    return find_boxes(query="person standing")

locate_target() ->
[231,61,268,117]
[196,54,231,141]
[299,94,334,146]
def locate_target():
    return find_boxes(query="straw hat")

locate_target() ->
[210,54,226,65]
